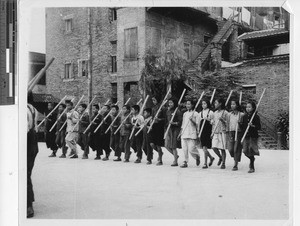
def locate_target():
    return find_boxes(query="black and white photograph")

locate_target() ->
[0,0,297,225]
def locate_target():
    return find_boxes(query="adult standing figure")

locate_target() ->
[149,96,165,165]
[27,91,39,218]
[45,102,58,157]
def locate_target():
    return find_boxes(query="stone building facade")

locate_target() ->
[46,7,237,105]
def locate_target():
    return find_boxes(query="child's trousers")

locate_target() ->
[181,138,200,163]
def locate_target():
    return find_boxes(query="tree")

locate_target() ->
[185,68,256,110]
[140,37,188,99]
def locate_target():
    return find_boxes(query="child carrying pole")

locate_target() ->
[240,89,265,173]
[226,96,244,171]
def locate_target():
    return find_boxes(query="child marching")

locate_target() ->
[119,105,132,162]
[77,103,90,159]
[55,103,68,158]
[148,95,166,166]
[198,99,215,169]
[65,100,80,158]
[45,102,58,157]
[164,98,182,167]
[130,104,145,163]
[142,108,153,164]
[99,105,113,161]
[211,98,228,169]
[240,101,261,173]
[226,99,244,171]
[180,99,201,168]
[110,105,122,161]
[88,104,103,160]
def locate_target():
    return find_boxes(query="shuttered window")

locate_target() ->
[64,63,72,79]
[78,60,88,77]
[124,27,138,59]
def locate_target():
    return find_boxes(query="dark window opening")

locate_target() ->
[124,27,138,59]
[204,35,211,44]
[111,56,117,73]
[110,8,117,21]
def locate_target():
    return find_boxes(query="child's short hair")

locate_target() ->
[59,103,66,108]
[123,104,131,111]
[93,104,99,110]
[152,95,161,103]
[202,99,211,109]
[168,97,178,108]
[247,101,257,112]
[65,100,73,106]
[144,108,152,115]
[80,103,87,109]
[48,102,54,107]
[111,105,119,111]
[215,98,225,109]
[186,99,195,109]
[230,99,242,112]
[132,105,140,113]
[104,104,111,110]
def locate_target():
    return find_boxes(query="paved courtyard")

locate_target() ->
[31,143,289,219]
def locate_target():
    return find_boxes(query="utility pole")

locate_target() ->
[87,8,93,117]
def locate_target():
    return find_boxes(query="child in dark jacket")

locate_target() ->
[240,101,261,173]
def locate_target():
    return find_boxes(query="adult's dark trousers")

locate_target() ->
[27,129,38,208]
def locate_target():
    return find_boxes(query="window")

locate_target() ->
[150,28,161,54]
[165,38,175,50]
[109,8,117,21]
[78,60,88,77]
[124,27,138,59]
[242,84,256,95]
[111,40,117,53]
[64,63,72,79]
[184,43,191,60]
[111,56,117,73]
[204,35,211,44]
[111,83,117,103]
[65,19,72,32]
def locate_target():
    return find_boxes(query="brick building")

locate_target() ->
[45,7,267,105]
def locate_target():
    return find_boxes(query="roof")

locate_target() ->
[238,28,289,41]
[32,93,60,103]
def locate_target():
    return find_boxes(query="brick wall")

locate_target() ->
[223,57,289,126]
[46,7,115,105]
[116,7,146,105]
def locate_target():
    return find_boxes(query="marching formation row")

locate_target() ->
[39,88,265,174]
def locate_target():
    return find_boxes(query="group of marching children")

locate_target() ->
[44,90,262,174]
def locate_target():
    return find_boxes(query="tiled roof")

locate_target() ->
[32,93,60,103]
[238,28,289,41]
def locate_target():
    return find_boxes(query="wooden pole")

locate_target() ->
[147,88,171,133]
[178,90,205,138]
[164,89,186,140]
[241,88,266,143]
[93,101,119,133]
[198,89,216,138]
[235,91,242,141]
[37,95,67,128]
[70,95,96,133]
[57,95,85,132]
[114,98,142,135]
[211,90,233,137]
[104,97,131,134]
[83,99,110,134]
[49,97,75,132]
[28,58,55,92]
[129,95,149,140]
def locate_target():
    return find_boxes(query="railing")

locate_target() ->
[258,113,277,140]
[188,19,234,72]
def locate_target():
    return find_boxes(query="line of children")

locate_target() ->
[43,95,261,174]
